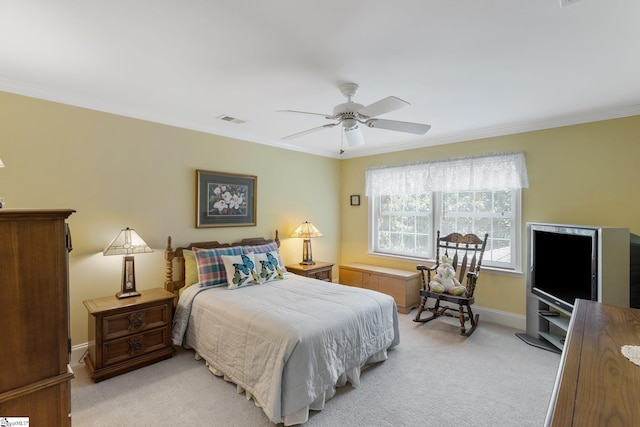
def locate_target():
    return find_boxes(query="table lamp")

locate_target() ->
[103,227,153,298]
[291,221,323,265]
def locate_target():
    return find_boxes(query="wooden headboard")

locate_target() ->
[164,230,280,300]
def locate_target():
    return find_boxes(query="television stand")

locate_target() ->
[515,332,561,354]
[518,300,570,353]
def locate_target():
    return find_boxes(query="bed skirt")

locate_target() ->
[195,347,390,426]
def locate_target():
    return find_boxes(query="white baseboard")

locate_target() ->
[473,305,526,331]
[70,342,88,368]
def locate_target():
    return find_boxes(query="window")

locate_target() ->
[366,152,528,271]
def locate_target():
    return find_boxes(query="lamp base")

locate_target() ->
[118,255,139,299]
[116,291,141,299]
[300,239,315,265]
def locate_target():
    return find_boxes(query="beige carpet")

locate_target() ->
[71,312,560,426]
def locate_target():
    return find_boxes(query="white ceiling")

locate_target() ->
[2,1,640,159]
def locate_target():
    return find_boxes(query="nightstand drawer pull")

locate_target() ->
[129,313,145,331]
[128,336,145,355]
[315,271,330,281]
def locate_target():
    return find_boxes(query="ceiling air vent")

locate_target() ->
[217,114,245,124]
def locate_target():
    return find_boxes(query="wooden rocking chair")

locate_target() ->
[414,231,488,336]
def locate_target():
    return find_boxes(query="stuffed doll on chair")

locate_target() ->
[428,255,467,296]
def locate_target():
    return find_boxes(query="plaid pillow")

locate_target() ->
[193,246,244,287]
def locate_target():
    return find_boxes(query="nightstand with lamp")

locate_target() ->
[83,227,175,382]
[286,221,334,282]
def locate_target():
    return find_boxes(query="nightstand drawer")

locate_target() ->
[103,304,169,340]
[103,328,170,366]
[312,269,332,281]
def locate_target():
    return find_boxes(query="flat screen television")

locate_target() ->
[529,223,598,313]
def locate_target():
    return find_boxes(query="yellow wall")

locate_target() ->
[4,89,640,345]
[340,116,640,314]
[0,91,341,347]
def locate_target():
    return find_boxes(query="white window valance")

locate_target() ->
[365,151,529,196]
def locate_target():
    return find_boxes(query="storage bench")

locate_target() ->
[338,263,421,314]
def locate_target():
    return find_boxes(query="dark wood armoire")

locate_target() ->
[0,209,75,426]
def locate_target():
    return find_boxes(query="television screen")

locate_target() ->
[531,227,596,312]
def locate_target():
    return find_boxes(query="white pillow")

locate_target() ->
[221,252,260,289]
[255,251,285,283]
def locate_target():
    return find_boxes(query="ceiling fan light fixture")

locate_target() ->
[344,126,365,147]
[342,118,358,130]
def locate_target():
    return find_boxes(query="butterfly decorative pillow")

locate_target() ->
[243,242,286,271]
[255,251,285,283]
[221,252,260,289]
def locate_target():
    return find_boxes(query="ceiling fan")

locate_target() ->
[279,82,431,148]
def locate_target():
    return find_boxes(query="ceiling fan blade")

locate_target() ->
[344,125,365,147]
[277,109,334,118]
[282,123,337,140]
[358,96,410,118]
[366,118,431,135]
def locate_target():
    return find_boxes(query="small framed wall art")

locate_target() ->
[196,170,257,228]
[350,194,360,206]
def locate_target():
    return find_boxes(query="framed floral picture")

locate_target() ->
[196,170,257,228]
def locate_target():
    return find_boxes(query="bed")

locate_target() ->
[164,233,400,426]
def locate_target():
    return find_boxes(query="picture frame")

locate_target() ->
[196,169,257,228]
[117,255,140,299]
[350,194,360,206]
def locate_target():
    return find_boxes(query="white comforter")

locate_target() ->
[172,273,399,425]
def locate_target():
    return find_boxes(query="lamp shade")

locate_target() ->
[0,158,4,167]
[103,227,153,256]
[290,221,323,239]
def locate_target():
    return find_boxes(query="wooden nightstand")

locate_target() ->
[83,288,175,382]
[286,261,334,282]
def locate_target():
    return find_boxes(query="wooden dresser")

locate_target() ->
[546,299,640,426]
[0,209,75,426]
[339,263,421,314]
[84,288,175,382]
